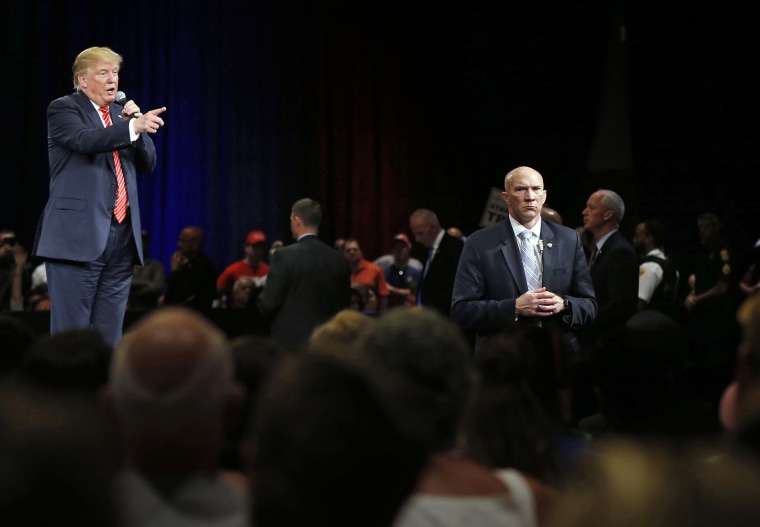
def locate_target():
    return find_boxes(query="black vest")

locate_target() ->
[641,254,679,316]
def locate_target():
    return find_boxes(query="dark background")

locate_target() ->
[3,0,758,278]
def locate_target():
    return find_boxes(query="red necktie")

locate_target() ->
[99,106,128,223]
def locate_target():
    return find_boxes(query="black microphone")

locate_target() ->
[115,91,139,118]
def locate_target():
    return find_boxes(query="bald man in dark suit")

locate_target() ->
[451,166,597,350]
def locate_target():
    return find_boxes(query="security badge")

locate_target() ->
[721,249,731,276]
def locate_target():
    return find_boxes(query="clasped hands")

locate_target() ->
[515,287,564,317]
[121,100,166,134]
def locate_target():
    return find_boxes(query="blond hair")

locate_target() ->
[72,46,123,91]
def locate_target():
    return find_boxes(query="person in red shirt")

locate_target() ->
[217,230,269,307]
[343,238,389,315]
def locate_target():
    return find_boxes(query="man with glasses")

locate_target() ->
[451,166,597,350]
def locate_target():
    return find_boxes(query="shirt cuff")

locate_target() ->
[129,119,140,141]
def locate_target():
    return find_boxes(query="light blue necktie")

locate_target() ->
[518,230,541,290]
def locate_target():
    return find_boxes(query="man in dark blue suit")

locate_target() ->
[33,47,166,347]
[451,166,597,349]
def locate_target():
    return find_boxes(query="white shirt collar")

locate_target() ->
[509,215,542,239]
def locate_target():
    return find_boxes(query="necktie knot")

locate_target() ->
[519,230,534,242]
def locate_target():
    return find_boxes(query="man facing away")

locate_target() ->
[32,46,166,347]
[451,166,596,349]
[104,307,247,527]
[257,198,351,351]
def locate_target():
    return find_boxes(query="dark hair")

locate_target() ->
[19,329,111,395]
[356,308,473,450]
[251,354,427,527]
[463,328,565,484]
[292,198,322,228]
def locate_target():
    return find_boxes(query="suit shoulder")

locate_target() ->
[544,222,580,240]
[466,222,508,245]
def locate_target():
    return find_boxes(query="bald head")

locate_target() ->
[109,307,235,464]
[114,307,229,394]
[502,166,546,229]
[177,226,205,259]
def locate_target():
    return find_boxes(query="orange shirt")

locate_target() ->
[351,259,389,296]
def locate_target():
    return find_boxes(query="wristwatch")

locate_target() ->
[563,297,570,312]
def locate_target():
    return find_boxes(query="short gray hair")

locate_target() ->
[598,189,625,226]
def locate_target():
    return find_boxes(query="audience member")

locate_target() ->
[129,230,166,310]
[249,352,429,527]
[269,240,283,256]
[446,226,466,240]
[451,167,596,350]
[257,198,351,351]
[541,206,563,225]
[333,237,346,252]
[410,208,464,316]
[0,229,33,311]
[381,234,421,308]
[217,230,269,307]
[373,233,424,271]
[231,276,257,309]
[16,329,111,397]
[343,238,389,314]
[162,226,217,311]
[582,311,702,438]
[26,283,51,311]
[308,309,375,354]
[739,239,760,296]
[0,382,116,526]
[631,219,679,316]
[723,292,760,446]
[105,307,247,527]
[0,315,37,375]
[546,439,760,527]
[220,335,285,472]
[356,308,554,527]
[463,328,580,485]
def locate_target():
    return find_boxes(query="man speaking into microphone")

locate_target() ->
[33,46,166,347]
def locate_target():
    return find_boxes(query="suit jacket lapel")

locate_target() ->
[540,223,556,290]
[499,222,528,293]
[75,92,117,174]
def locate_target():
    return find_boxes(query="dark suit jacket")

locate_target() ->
[419,233,464,316]
[257,235,352,351]
[33,91,156,264]
[586,230,639,338]
[451,220,597,344]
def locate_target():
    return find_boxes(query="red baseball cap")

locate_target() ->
[393,233,412,248]
[246,230,267,244]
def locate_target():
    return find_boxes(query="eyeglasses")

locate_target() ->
[0,237,17,247]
